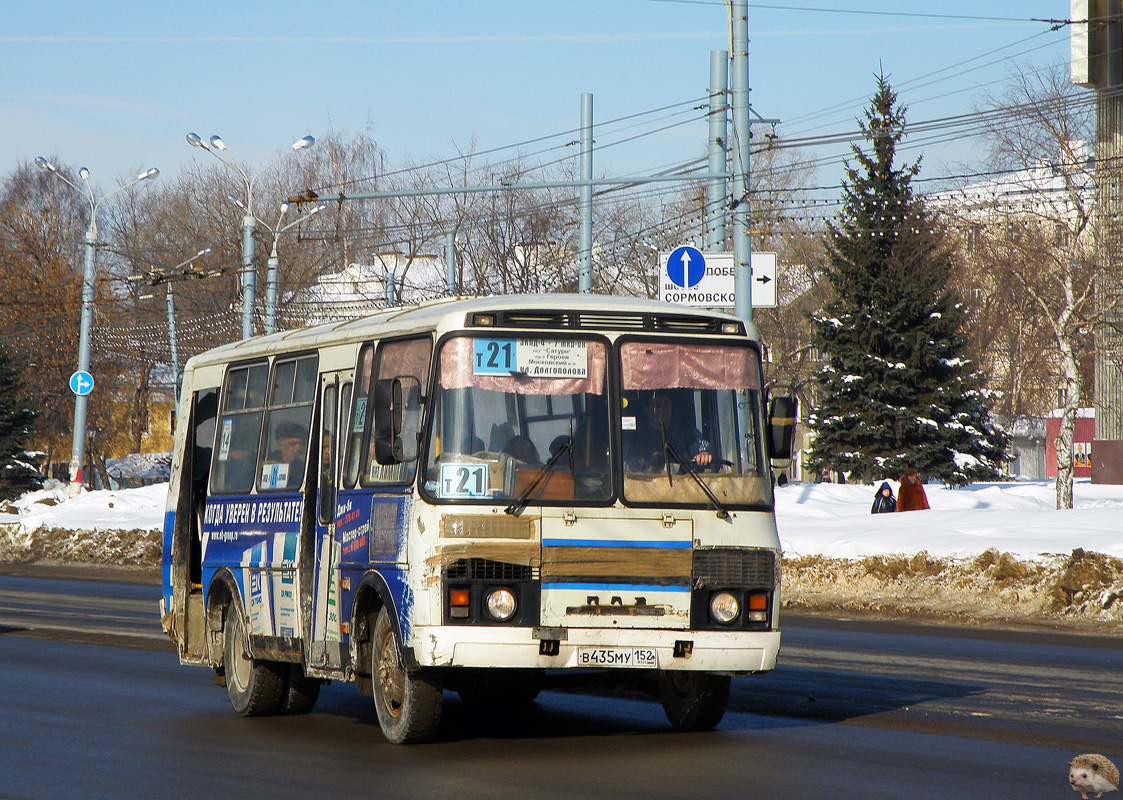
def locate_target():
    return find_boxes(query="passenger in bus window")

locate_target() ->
[624,392,712,473]
[502,434,541,464]
[270,422,308,487]
[319,433,334,490]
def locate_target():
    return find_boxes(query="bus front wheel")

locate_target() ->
[658,671,730,731]
[223,605,285,717]
[370,607,443,744]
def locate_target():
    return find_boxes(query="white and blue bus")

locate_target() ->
[161,294,794,743]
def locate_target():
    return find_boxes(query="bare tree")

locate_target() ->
[960,61,1098,508]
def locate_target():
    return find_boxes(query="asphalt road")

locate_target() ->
[0,568,1120,799]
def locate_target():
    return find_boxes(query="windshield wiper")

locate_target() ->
[504,438,572,516]
[664,441,732,522]
[658,418,674,486]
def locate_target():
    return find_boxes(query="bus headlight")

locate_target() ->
[484,587,517,622]
[709,591,740,624]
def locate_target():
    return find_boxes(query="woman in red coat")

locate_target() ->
[896,467,930,511]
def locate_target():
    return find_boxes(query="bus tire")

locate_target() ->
[282,664,322,715]
[371,607,443,744]
[657,671,729,731]
[223,605,285,717]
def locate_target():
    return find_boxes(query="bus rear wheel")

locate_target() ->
[282,664,322,715]
[370,607,443,744]
[658,671,730,731]
[223,605,285,717]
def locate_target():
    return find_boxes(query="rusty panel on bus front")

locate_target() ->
[538,516,693,629]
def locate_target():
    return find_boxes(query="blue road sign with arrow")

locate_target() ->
[666,245,706,288]
[69,370,94,397]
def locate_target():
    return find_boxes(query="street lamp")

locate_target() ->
[185,133,315,340]
[235,200,327,334]
[34,157,159,496]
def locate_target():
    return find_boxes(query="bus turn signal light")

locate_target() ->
[747,593,768,622]
[450,588,471,618]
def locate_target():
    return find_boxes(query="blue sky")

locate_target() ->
[2,1,1068,196]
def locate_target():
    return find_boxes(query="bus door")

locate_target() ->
[335,338,431,649]
[308,371,350,670]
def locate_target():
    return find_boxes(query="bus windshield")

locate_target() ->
[619,339,769,508]
[423,335,612,503]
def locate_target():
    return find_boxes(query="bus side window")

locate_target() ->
[212,363,268,494]
[318,383,339,526]
[259,354,318,492]
[362,337,431,486]
[192,389,218,491]
[344,343,375,489]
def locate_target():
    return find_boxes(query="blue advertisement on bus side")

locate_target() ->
[201,494,303,638]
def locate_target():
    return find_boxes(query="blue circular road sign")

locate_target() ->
[69,370,94,397]
[667,246,706,288]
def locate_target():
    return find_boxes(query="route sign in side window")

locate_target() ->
[344,343,376,490]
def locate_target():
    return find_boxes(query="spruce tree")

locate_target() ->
[807,75,1006,486]
[0,347,41,500]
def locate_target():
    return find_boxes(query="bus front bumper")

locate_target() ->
[409,626,781,673]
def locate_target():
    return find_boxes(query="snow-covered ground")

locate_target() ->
[3,478,1122,627]
[776,479,1123,562]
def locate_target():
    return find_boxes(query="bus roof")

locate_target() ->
[183,293,759,371]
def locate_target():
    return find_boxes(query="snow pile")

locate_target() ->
[0,481,164,565]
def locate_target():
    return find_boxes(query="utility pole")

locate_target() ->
[731,0,753,323]
[129,247,212,424]
[708,50,729,251]
[579,93,594,293]
[445,231,457,295]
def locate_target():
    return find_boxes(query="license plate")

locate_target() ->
[576,647,658,668]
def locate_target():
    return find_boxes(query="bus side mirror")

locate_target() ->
[373,376,421,465]
[768,395,797,466]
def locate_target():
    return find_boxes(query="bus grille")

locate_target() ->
[445,558,534,582]
[692,548,777,588]
[480,310,741,335]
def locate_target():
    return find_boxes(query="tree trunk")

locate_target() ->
[1054,406,1075,510]
[1054,344,1081,510]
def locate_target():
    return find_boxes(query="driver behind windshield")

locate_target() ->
[623,391,713,472]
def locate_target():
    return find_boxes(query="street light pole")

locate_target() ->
[185,133,315,340]
[731,0,753,324]
[34,158,159,496]
[246,201,326,335]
